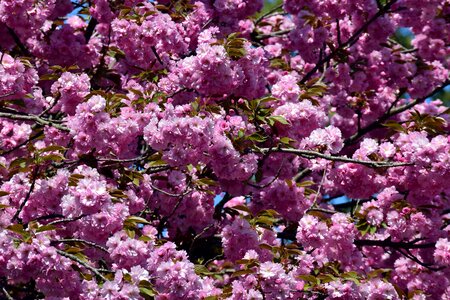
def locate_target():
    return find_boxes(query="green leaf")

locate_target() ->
[231,269,254,277]
[259,243,273,251]
[195,178,218,187]
[139,287,157,299]
[36,224,58,233]
[267,115,290,126]
[382,120,406,133]
[317,274,337,283]
[231,205,252,213]
[38,145,66,153]
[298,274,319,285]
[224,33,247,60]
[7,224,26,235]
[65,247,84,254]
[280,137,295,145]
[254,215,277,226]
[9,158,29,170]
[296,180,315,187]
[109,189,128,199]
[126,216,151,225]
[194,264,211,275]
[7,224,31,241]
[138,235,153,242]
[0,191,9,197]
[125,227,136,239]
[0,204,10,209]
[41,154,65,162]
[40,73,59,81]
[247,133,267,142]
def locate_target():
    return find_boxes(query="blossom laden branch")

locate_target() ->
[258,147,412,168]
[299,0,398,84]
[354,237,435,249]
[11,166,39,223]
[55,249,108,281]
[345,79,450,145]
[0,111,70,132]
[51,239,108,253]
[150,184,192,198]
[48,214,86,226]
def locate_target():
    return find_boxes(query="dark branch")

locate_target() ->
[84,17,98,43]
[0,111,69,132]
[56,249,107,281]
[299,0,398,84]
[259,147,412,168]
[51,239,108,253]
[345,79,450,145]
[6,26,31,56]
[12,166,39,223]
[354,238,435,249]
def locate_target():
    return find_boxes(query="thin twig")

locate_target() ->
[313,169,327,205]
[0,130,44,156]
[56,249,107,281]
[150,184,192,198]
[30,214,65,224]
[48,214,86,226]
[306,207,336,214]
[6,26,30,56]
[293,168,312,182]
[1,285,14,300]
[189,223,216,254]
[0,91,15,99]
[336,19,342,46]
[151,46,164,66]
[51,239,108,253]
[12,166,39,223]
[247,159,285,189]
[39,94,61,118]
[254,29,292,40]
[394,248,443,271]
[254,4,283,26]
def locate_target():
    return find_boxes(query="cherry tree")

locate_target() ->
[0,0,449,299]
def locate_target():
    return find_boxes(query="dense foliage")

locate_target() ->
[0,0,449,299]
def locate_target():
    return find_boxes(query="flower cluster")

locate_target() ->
[0,0,449,298]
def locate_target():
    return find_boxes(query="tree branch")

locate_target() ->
[12,166,39,223]
[345,79,450,145]
[254,29,292,40]
[254,4,283,26]
[84,17,98,43]
[150,184,192,198]
[51,239,108,253]
[299,0,398,84]
[0,111,69,132]
[259,147,412,168]
[0,130,44,156]
[354,237,435,249]
[6,26,30,56]
[55,249,107,281]
[48,214,86,226]
[1,285,13,300]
